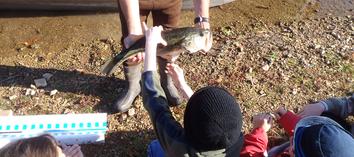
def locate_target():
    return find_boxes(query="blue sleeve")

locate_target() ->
[322,94,354,118]
[141,71,185,151]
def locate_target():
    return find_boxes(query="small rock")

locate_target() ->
[8,95,17,100]
[30,84,37,89]
[74,69,84,73]
[262,64,270,71]
[30,44,40,49]
[17,47,26,52]
[119,113,128,121]
[235,42,244,52]
[50,89,58,96]
[282,75,289,81]
[34,78,47,87]
[259,90,266,97]
[128,108,135,117]
[106,38,114,44]
[30,90,36,96]
[248,67,253,73]
[42,73,53,81]
[37,56,45,62]
[63,109,73,114]
[292,88,298,95]
[25,89,36,96]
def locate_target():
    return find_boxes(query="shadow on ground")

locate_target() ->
[0,65,126,113]
[81,129,155,157]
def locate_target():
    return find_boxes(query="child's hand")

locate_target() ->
[165,63,194,99]
[143,23,167,47]
[62,144,84,157]
[298,102,325,118]
[273,106,287,120]
[165,63,185,88]
[143,22,167,72]
[252,113,272,132]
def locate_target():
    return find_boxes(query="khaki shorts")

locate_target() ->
[118,0,182,43]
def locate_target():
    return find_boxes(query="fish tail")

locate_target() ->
[100,49,137,75]
[100,58,118,75]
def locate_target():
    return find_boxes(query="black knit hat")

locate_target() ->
[184,86,243,152]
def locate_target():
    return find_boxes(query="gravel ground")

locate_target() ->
[0,1,353,156]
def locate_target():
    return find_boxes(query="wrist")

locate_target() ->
[194,16,209,24]
[144,44,157,72]
[319,101,328,112]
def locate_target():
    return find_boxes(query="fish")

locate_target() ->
[100,27,212,75]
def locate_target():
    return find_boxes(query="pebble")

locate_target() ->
[259,90,266,97]
[262,64,270,71]
[43,73,53,81]
[50,89,58,96]
[292,88,298,95]
[128,108,135,117]
[105,38,114,44]
[9,95,17,100]
[235,42,244,52]
[30,44,40,49]
[34,78,47,87]
[25,89,36,96]
[63,109,73,114]
[282,75,289,81]
[30,84,37,89]
[120,113,128,121]
[17,47,26,52]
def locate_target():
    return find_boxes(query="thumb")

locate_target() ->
[160,38,167,46]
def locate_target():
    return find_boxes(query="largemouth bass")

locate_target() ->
[101,27,212,75]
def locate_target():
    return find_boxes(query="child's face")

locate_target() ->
[56,146,66,157]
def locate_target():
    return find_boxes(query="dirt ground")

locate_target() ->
[0,0,353,156]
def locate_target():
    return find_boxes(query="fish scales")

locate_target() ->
[101,27,211,75]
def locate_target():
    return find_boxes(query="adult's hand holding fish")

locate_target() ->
[143,23,167,72]
[124,34,145,65]
[101,27,212,75]
[194,24,212,53]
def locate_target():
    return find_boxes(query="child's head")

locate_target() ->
[184,87,243,154]
[292,116,354,157]
[0,134,62,157]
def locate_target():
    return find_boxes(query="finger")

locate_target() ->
[158,25,164,31]
[70,146,82,157]
[68,145,80,155]
[61,143,68,149]
[265,114,272,122]
[165,66,172,72]
[67,145,78,155]
[160,38,167,46]
[142,22,148,32]
[62,145,72,154]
